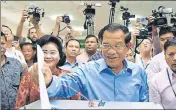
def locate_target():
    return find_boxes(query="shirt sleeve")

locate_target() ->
[139,68,149,102]
[47,65,87,99]
[149,79,161,104]
[146,58,160,82]
[15,72,30,109]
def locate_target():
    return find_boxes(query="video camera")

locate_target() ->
[151,6,173,27]
[27,3,45,23]
[62,14,70,24]
[120,6,135,20]
[83,4,95,17]
[109,0,120,8]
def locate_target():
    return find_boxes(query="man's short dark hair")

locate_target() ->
[85,35,98,43]
[159,26,176,37]
[2,25,12,34]
[20,42,36,50]
[1,32,7,41]
[164,37,176,52]
[65,38,81,48]
[98,23,131,44]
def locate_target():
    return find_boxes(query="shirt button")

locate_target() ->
[116,89,119,94]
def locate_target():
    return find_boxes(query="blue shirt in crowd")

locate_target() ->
[47,58,149,102]
[60,60,82,72]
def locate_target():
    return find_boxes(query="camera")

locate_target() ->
[120,6,135,20]
[136,25,152,39]
[62,15,70,24]
[109,0,120,8]
[151,6,173,27]
[27,3,45,23]
[83,5,95,17]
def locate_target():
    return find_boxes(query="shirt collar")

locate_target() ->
[96,58,132,76]
[65,59,79,66]
[167,67,176,80]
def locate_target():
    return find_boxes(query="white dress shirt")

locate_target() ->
[149,67,176,109]
[146,51,168,82]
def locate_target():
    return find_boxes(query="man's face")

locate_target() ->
[139,39,152,53]
[160,33,174,50]
[22,45,36,61]
[65,40,80,58]
[1,36,7,56]
[29,28,38,41]
[165,45,176,73]
[85,37,98,55]
[1,27,13,41]
[101,30,128,69]
[126,49,135,63]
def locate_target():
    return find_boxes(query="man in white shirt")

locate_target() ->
[149,37,176,109]
[146,26,175,81]
[135,38,152,70]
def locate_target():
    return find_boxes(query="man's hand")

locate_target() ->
[147,15,155,23]
[56,16,63,25]
[67,23,73,30]
[21,9,28,23]
[131,27,140,37]
[30,63,53,86]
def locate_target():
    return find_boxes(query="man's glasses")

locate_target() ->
[101,44,126,50]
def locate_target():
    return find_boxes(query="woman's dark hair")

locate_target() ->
[164,37,176,52]
[98,23,131,44]
[37,35,66,67]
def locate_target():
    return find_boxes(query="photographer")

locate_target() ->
[52,16,75,42]
[16,9,44,44]
[131,16,161,56]
[146,26,175,81]
[2,25,28,72]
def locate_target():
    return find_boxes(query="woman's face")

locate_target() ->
[42,42,60,69]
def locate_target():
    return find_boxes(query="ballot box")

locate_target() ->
[21,100,163,109]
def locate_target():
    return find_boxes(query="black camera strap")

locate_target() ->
[166,68,176,98]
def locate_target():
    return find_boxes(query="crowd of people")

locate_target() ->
[1,7,176,109]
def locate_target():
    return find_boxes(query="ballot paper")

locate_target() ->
[37,45,51,109]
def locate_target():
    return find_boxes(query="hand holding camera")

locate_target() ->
[56,16,63,25]
[21,9,28,23]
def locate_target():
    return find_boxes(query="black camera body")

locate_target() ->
[122,12,135,20]
[136,25,152,39]
[83,5,95,16]
[153,17,168,27]
[152,10,167,27]
[120,6,135,20]
[62,15,70,24]
[151,6,173,27]
[28,6,45,23]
